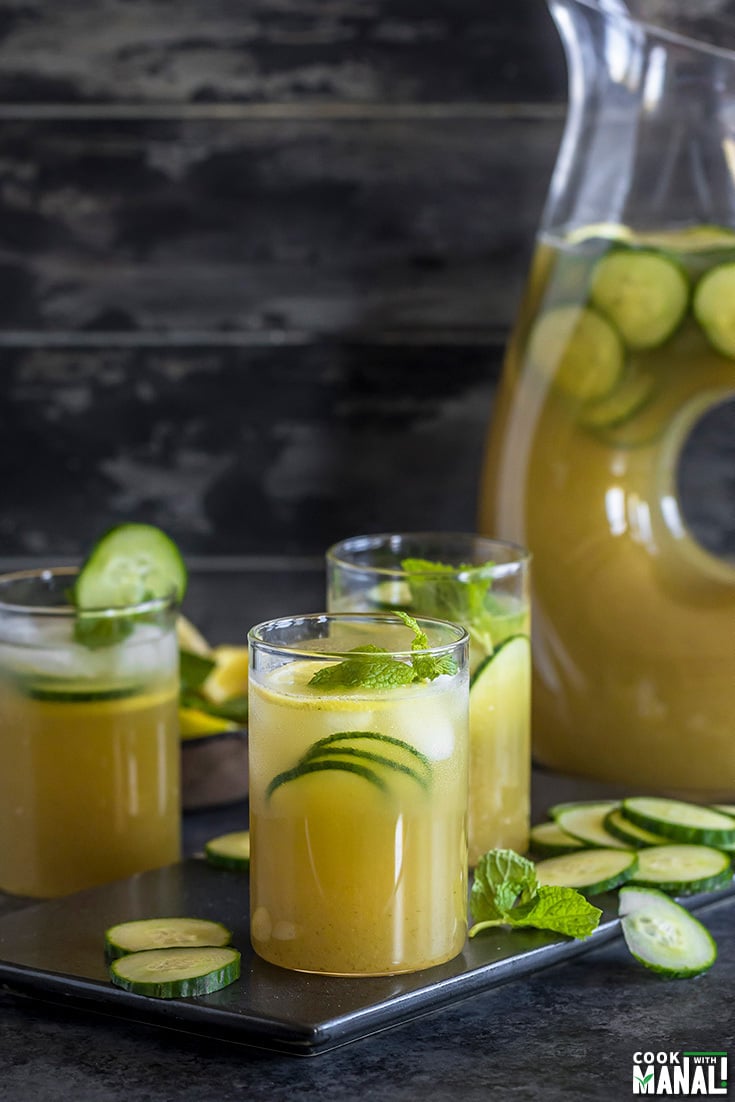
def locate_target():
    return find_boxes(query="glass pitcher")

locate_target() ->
[479,0,735,797]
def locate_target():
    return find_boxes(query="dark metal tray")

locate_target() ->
[0,859,730,1056]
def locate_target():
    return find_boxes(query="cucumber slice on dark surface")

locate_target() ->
[551,801,630,850]
[75,523,187,609]
[105,917,232,960]
[590,248,689,349]
[619,886,717,977]
[534,848,638,894]
[629,844,733,895]
[527,305,625,402]
[109,946,241,998]
[621,797,735,847]
[528,820,588,857]
[204,831,251,871]
[604,808,671,848]
[693,260,735,356]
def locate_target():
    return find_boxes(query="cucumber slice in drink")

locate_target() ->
[75,523,187,609]
[604,808,670,848]
[630,844,733,895]
[105,917,232,960]
[578,370,656,431]
[204,831,250,871]
[303,746,429,790]
[619,886,717,977]
[20,679,142,703]
[621,797,735,847]
[551,801,630,850]
[305,730,432,784]
[534,848,638,894]
[590,248,689,349]
[109,946,241,998]
[527,305,625,402]
[528,820,588,858]
[266,757,389,800]
[693,260,735,356]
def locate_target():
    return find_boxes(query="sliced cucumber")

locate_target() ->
[204,831,250,872]
[266,757,389,800]
[578,370,656,431]
[590,248,689,349]
[619,886,717,977]
[20,679,142,704]
[366,580,413,610]
[551,801,630,850]
[303,746,428,790]
[528,820,587,858]
[534,848,638,894]
[75,523,187,609]
[109,946,241,998]
[304,730,431,784]
[604,808,671,848]
[105,917,232,960]
[693,261,735,357]
[713,804,735,817]
[621,797,735,847]
[630,844,733,895]
[526,305,625,402]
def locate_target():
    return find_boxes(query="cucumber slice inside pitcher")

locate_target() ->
[75,523,187,609]
[526,305,625,402]
[590,248,689,349]
[693,260,735,356]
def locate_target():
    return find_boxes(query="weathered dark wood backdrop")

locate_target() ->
[0,0,570,587]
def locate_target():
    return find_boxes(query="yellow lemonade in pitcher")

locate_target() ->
[248,620,469,976]
[480,225,735,795]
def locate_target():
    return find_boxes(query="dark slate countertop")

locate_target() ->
[1,569,734,1100]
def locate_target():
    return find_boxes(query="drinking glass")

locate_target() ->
[327,533,531,865]
[248,612,469,975]
[0,567,181,898]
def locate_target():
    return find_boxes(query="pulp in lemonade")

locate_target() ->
[248,655,468,975]
[0,624,180,897]
[480,225,735,793]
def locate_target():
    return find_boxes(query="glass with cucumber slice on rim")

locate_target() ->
[248,611,470,976]
[0,523,186,898]
[326,533,532,865]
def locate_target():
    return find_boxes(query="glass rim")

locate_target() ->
[326,532,530,580]
[248,611,469,662]
[0,566,179,619]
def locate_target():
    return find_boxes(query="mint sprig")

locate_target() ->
[469,849,602,940]
[308,612,458,690]
[401,557,499,656]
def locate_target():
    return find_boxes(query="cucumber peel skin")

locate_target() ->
[552,801,631,851]
[619,886,717,978]
[534,848,638,895]
[621,797,735,848]
[204,831,251,872]
[75,523,188,610]
[109,946,241,998]
[604,808,671,848]
[528,820,588,858]
[629,844,733,896]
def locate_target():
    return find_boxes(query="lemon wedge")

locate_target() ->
[177,615,212,657]
[178,706,237,740]
[202,645,249,705]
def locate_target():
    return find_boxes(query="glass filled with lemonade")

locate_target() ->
[0,566,181,898]
[248,612,469,975]
[326,534,531,866]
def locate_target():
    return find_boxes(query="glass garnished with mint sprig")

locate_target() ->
[327,534,531,865]
[0,524,185,898]
[248,612,469,976]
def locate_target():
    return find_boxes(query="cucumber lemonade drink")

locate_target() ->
[480,225,735,794]
[0,526,186,898]
[248,613,469,975]
[326,535,531,867]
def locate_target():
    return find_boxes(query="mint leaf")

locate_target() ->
[395,611,459,681]
[470,849,539,923]
[506,886,602,939]
[468,848,602,941]
[73,614,135,650]
[401,557,499,654]
[309,652,414,690]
